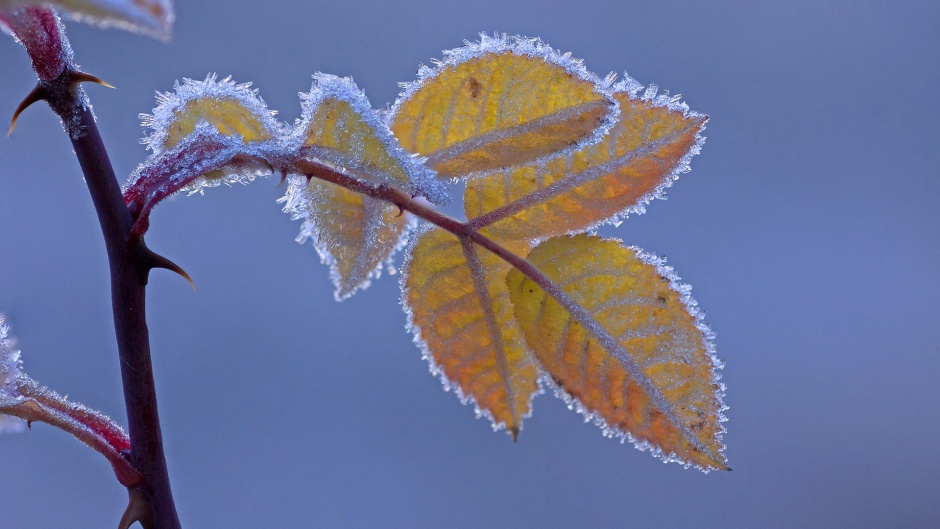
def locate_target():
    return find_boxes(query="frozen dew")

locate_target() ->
[140,73,281,156]
[0,314,26,434]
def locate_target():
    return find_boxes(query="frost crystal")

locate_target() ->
[140,73,282,156]
[0,315,26,434]
[588,74,708,229]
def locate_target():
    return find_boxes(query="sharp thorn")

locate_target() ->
[118,487,153,529]
[71,71,116,89]
[8,84,46,137]
[394,204,405,217]
[510,427,520,443]
[146,250,196,291]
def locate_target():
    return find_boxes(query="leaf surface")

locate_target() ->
[506,234,726,470]
[466,81,706,241]
[282,74,445,299]
[0,0,173,40]
[143,74,278,154]
[388,34,616,179]
[403,228,539,436]
[280,176,410,301]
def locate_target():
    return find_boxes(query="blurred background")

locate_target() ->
[1,1,938,527]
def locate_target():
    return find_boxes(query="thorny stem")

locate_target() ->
[71,106,181,529]
[6,7,181,525]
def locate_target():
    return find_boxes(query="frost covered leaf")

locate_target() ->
[281,176,411,301]
[0,0,173,40]
[136,74,280,194]
[143,74,278,155]
[403,228,539,437]
[0,315,140,485]
[280,74,446,299]
[388,34,617,179]
[506,235,726,470]
[292,73,447,204]
[465,79,707,241]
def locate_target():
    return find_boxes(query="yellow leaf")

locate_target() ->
[294,73,447,204]
[137,75,279,189]
[280,175,410,301]
[388,34,616,179]
[466,80,707,241]
[145,75,277,154]
[506,234,726,470]
[403,228,539,437]
[0,0,174,40]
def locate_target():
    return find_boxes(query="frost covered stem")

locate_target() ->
[71,106,181,529]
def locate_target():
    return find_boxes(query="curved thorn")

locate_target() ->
[71,71,116,89]
[146,249,196,291]
[118,487,153,529]
[8,84,46,137]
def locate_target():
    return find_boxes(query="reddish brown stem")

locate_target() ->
[291,159,563,302]
[71,105,181,529]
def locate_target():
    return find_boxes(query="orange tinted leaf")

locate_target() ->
[466,79,707,241]
[506,234,726,470]
[388,34,616,179]
[280,175,410,301]
[403,228,539,437]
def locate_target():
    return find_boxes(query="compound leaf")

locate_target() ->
[506,234,726,470]
[465,78,707,241]
[388,34,617,179]
[403,228,539,437]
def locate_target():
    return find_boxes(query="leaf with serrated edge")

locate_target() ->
[281,74,447,299]
[142,74,278,154]
[136,74,279,192]
[280,175,411,301]
[466,77,706,241]
[388,33,617,179]
[0,0,173,40]
[292,73,448,205]
[506,234,726,470]
[403,227,540,437]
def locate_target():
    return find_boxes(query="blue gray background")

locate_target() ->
[2,1,939,527]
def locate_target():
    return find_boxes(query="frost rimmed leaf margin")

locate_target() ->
[601,75,708,223]
[398,224,543,435]
[464,74,708,243]
[279,175,417,302]
[386,32,620,177]
[135,74,282,195]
